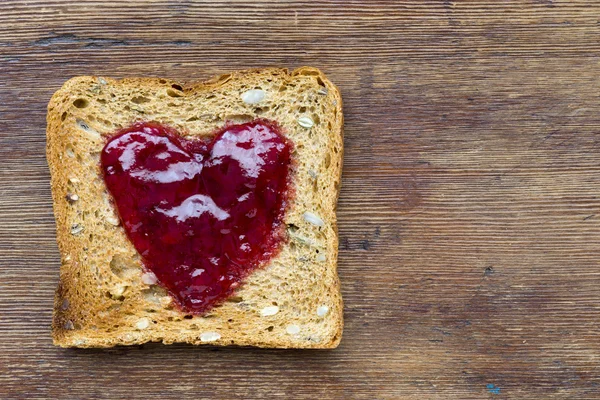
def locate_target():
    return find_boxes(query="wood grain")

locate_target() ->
[1,1,600,398]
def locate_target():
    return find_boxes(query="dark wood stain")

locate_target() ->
[1,1,600,399]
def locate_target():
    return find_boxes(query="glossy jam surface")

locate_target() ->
[101,120,292,314]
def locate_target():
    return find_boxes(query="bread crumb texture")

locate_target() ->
[47,67,344,348]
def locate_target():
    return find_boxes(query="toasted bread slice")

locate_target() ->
[47,67,343,348]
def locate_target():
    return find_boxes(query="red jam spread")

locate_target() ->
[101,120,292,314]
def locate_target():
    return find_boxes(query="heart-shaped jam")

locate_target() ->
[101,119,292,314]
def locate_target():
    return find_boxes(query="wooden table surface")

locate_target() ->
[2,1,600,399]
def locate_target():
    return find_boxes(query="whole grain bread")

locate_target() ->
[47,67,344,348]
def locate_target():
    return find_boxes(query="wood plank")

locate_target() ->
[1,1,600,398]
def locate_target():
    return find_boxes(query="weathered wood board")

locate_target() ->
[1,1,600,398]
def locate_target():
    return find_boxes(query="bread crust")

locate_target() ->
[47,67,344,348]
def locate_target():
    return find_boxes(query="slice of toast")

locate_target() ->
[47,67,344,348]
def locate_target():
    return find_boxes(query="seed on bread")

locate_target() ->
[88,84,101,95]
[75,119,89,130]
[200,331,221,342]
[109,284,126,299]
[317,305,329,317]
[70,223,84,235]
[65,193,79,203]
[241,89,266,105]
[141,271,158,285]
[286,324,300,335]
[105,214,120,226]
[135,318,150,330]
[297,116,314,128]
[260,305,279,316]
[303,211,324,227]
[76,119,101,141]
[287,229,317,247]
[159,296,173,307]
